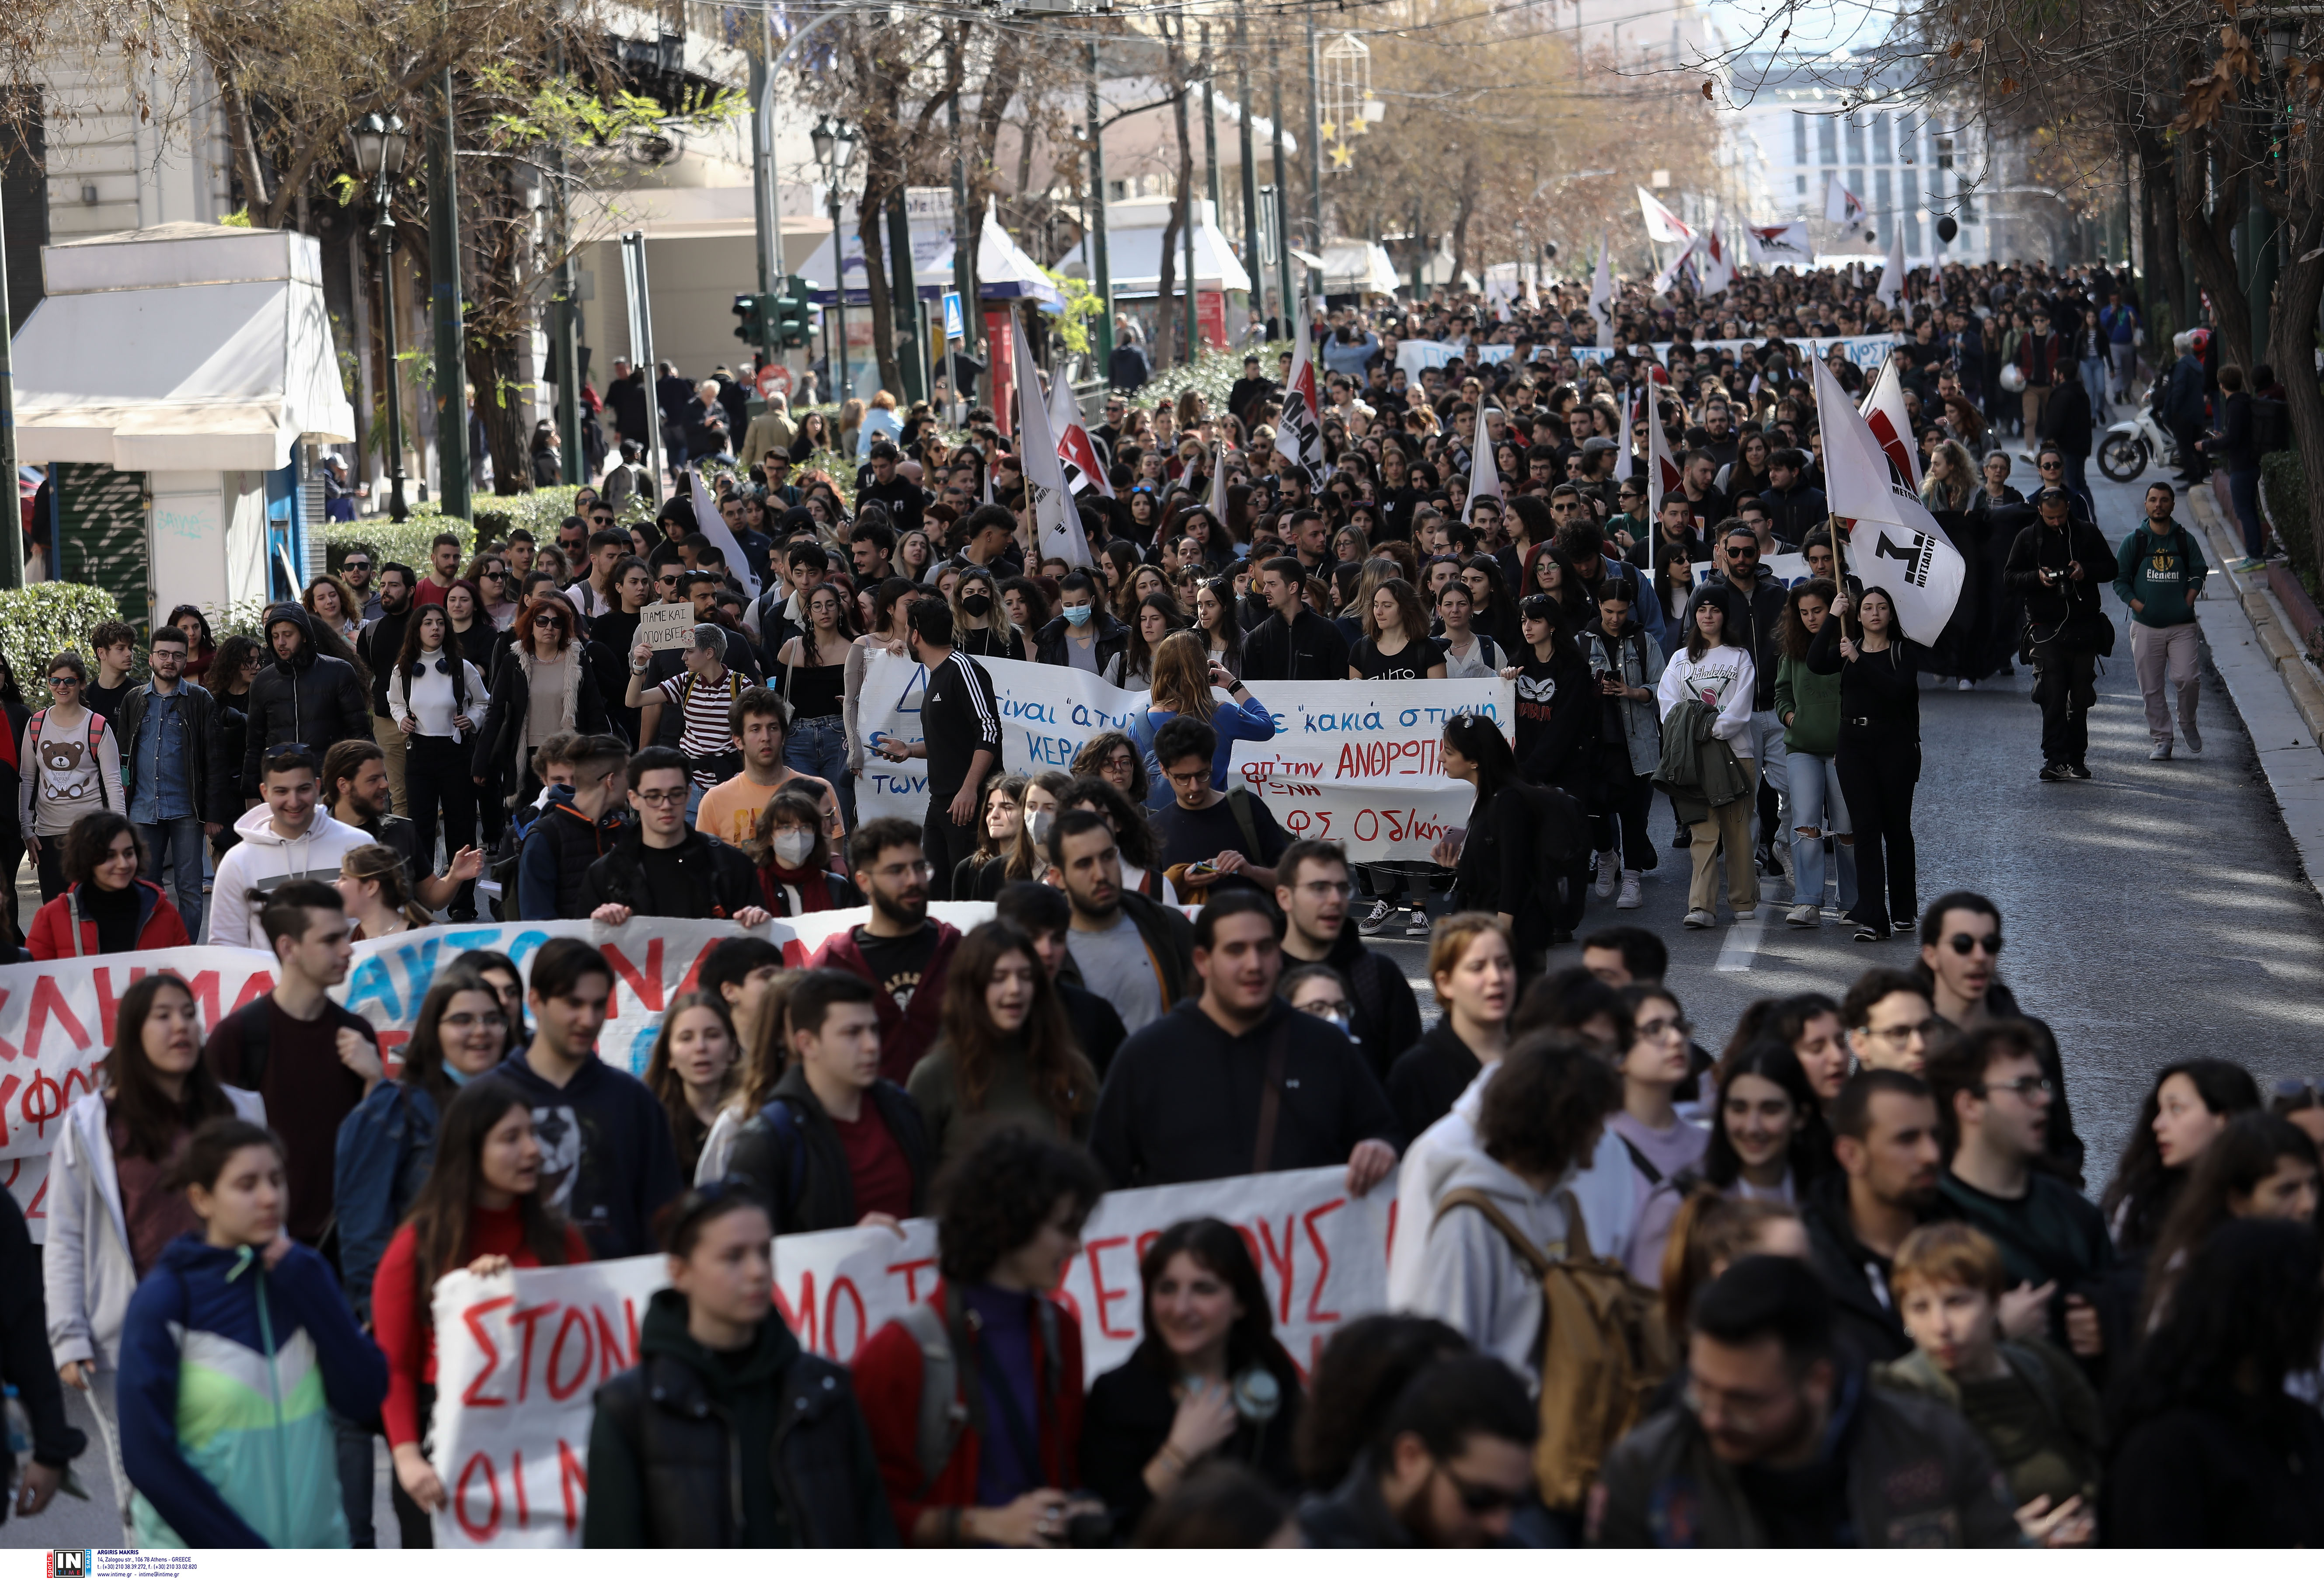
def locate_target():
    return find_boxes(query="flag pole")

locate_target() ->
[1829,513,1852,644]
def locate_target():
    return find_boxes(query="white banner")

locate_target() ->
[852,651,1512,862]
[426,1165,1392,1547]
[1571,333,1902,371]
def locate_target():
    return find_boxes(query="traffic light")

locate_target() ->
[772,276,812,349]
[732,291,767,346]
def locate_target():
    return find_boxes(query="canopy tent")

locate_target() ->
[1318,241,1401,298]
[1054,198,1251,298]
[796,187,1059,310]
[12,223,355,472]
[972,196,1063,308]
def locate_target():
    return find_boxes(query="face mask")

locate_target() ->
[1027,808,1055,845]
[962,593,993,616]
[1063,603,1093,627]
[772,828,815,868]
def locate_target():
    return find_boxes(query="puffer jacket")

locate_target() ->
[117,1234,387,1548]
[1033,609,1131,672]
[44,1088,266,1372]
[239,605,370,796]
[584,1288,896,1548]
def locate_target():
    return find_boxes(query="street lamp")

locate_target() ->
[345,111,412,522]
[813,116,859,402]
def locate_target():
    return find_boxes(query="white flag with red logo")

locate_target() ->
[1278,297,1327,486]
[1050,375,1112,500]
[1645,387,1682,525]
[1638,186,1695,245]
[1824,175,1865,226]
[1013,331,1090,567]
[1746,219,1814,266]
[1588,231,1617,348]
[1812,358,1963,646]
[1858,353,1923,494]
[1696,225,1735,296]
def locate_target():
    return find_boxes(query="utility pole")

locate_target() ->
[828,179,849,402]
[551,42,583,484]
[0,184,18,586]
[1088,41,1114,367]
[885,188,925,403]
[749,10,780,381]
[1236,0,1261,333]
[430,68,471,519]
[1270,32,1292,321]
[1305,11,1324,301]
[948,92,976,411]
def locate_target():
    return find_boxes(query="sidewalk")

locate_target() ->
[2185,484,2324,889]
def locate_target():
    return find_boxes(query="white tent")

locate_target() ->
[1055,198,1251,297]
[974,197,1063,309]
[13,223,355,472]
[1319,242,1401,298]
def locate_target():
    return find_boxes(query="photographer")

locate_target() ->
[1999,487,2116,781]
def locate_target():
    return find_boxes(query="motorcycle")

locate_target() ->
[2098,400,2181,483]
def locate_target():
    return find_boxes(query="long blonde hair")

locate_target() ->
[1920,439,1977,511]
[1146,630,1217,720]
[342,843,433,932]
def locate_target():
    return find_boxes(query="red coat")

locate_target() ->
[808,919,961,1084]
[852,1291,1085,1542]
[26,879,192,959]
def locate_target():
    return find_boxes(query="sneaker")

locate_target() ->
[1853,925,1888,942]
[2039,762,2069,782]
[1775,841,1798,898]
[1405,908,1433,938]
[1672,827,1691,849]
[1682,908,1715,929]
[1617,871,1643,909]
[2067,762,2092,780]
[1355,899,1393,936]
[1593,850,1617,899]
[1958,678,1972,690]
[2185,721,2202,754]
[1731,906,1756,923]
[1787,903,1819,927]
[2149,741,2172,761]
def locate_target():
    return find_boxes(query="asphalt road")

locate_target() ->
[1366,455,2324,1187]
[14,436,2324,1551]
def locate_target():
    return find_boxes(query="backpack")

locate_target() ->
[895,1289,1062,1492]
[1432,1185,1673,1511]
[2251,396,2291,456]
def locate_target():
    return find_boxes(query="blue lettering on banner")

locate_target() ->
[1023,733,1078,766]
[1001,697,1059,724]
[868,770,929,795]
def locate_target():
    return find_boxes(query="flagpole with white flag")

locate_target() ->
[1810,358,1964,647]
[1645,385,1680,525]
[1049,374,1114,499]
[1278,295,1327,485]
[1207,437,1230,519]
[1613,389,1635,482]
[1875,224,1905,309]
[1012,331,1090,567]
[1466,411,1503,523]
[1859,353,1923,494]
[689,468,762,600]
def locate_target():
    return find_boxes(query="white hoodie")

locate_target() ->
[206,802,377,948]
[1409,1148,1576,1389]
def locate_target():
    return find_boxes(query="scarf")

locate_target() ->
[760,862,833,915]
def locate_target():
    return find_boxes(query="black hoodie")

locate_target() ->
[240,603,372,796]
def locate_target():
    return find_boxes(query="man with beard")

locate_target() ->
[1591,1256,2018,1547]
[806,818,962,1083]
[1050,810,1193,1038]
[1298,1356,1540,1547]
[1274,839,1419,1084]
[319,740,482,914]
[1805,1070,1951,1363]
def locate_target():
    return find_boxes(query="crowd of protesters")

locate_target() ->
[3,258,2323,1552]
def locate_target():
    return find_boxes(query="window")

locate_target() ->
[1797,173,1808,196]
[1818,117,1838,164]
[1845,117,1865,165]
[1873,112,1891,164]
[1875,170,1892,240]
[1904,171,1921,252]
[1794,111,1809,167]
[1959,181,1977,223]
[1935,134,1955,172]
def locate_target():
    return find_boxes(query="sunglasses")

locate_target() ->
[1437,1463,1523,1514]
[342,560,372,571]
[1944,930,2002,956]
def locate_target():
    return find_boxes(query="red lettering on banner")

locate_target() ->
[599,940,665,1017]
[547,1307,594,1400]
[0,1075,17,1146]
[1255,1216,1296,1322]
[559,1439,589,1532]
[460,1298,515,1406]
[455,1451,502,1542]
[228,971,275,1013]
[826,1276,868,1361]
[594,1301,637,1379]
[1384,1199,1398,1260]
[181,971,222,1028]
[0,987,14,1059]
[512,1447,530,1529]
[1133,1230,1161,1265]
[92,966,140,1037]
[1083,1237,1136,1339]
[673,940,721,995]
[891,1256,938,1304]
[510,1302,557,1402]
[1303,1200,1345,1322]
[23,976,91,1066]
[774,1271,818,1351]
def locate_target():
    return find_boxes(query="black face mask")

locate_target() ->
[961,593,993,616]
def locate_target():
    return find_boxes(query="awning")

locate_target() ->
[13,223,355,472]
[1287,246,1328,270]
[974,196,1062,309]
[1055,199,1253,296]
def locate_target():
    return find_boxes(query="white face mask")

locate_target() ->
[1026,808,1055,846]
[772,828,815,868]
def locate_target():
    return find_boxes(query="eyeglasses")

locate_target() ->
[481,570,506,581]
[47,676,79,689]
[1864,1017,1940,1046]
[1637,1015,1693,1041]
[634,787,689,807]
[1299,996,1354,1020]
[342,560,372,572]
[1434,1462,1524,1515]
[1945,931,2002,957]
[1293,880,1352,900]
[1976,1075,2054,1100]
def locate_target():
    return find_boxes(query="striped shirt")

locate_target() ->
[654,669,744,785]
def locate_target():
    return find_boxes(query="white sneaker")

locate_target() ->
[2149,741,2172,761]
[1683,908,1715,929]
[1957,678,1973,690]
[1787,903,1819,927]
[1593,850,1617,899]
[1617,871,1643,909]
[1731,905,1756,923]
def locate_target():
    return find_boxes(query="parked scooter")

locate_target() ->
[2098,393,2181,483]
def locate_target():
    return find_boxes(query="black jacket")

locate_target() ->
[585,1289,895,1548]
[1763,480,1829,547]
[1082,1350,1306,1530]
[584,825,760,920]
[1058,980,1128,1079]
[1699,574,1788,710]
[2036,378,2093,458]
[1240,607,1352,682]
[1801,1171,1944,1365]
[241,605,372,796]
[0,1185,84,1516]
[1299,1457,1421,1548]
[357,609,412,718]
[2001,512,2116,647]
[1384,1021,1484,1143]
[114,680,223,824]
[1312,920,1423,1086]
[2103,1398,2324,1548]
[722,1065,933,1235]
[1052,888,1197,1016]
[1090,997,1402,1189]
[1033,609,1131,672]
[474,643,617,783]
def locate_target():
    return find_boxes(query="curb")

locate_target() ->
[2186,486,2324,740]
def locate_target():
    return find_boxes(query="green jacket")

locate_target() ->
[1773,653,1843,757]
[2112,522,2207,629]
[1652,696,1752,825]
[1872,1340,2104,1510]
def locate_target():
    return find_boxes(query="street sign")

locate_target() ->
[756,363,791,399]
[942,291,965,341]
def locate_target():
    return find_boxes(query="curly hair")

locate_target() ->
[1476,1033,1620,1180]
[934,1126,1105,1284]
[1056,773,1162,871]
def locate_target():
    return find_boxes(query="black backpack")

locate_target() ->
[2251,396,2291,456]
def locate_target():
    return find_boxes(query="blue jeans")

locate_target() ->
[2060,451,2097,522]
[2080,357,2111,422]
[785,714,854,829]
[1787,752,1858,913]
[134,814,207,940]
[2229,467,2266,559]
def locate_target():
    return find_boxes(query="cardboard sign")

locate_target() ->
[637,601,698,653]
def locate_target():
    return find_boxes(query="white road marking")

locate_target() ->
[1715,911,1766,972]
